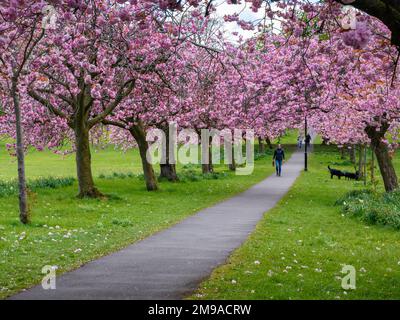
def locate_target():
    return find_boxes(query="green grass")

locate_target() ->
[0,143,143,180]
[337,189,400,230]
[191,145,400,300]
[0,139,295,299]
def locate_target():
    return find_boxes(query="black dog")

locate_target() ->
[328,166,345,179]
[344,171,360,181]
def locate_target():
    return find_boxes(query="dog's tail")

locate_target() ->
[328,165,331,170]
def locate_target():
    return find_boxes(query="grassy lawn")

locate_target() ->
[0,135,296,299]
[0,143,144,180]
[191,145,400,300]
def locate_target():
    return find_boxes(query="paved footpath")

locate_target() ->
[12,150,304,300]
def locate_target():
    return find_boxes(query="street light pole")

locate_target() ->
[304,115,308,171]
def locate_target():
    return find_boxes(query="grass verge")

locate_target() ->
[190,145,400,300]
[0,143,294,299]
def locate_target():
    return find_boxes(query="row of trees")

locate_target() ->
[1,0,400,224]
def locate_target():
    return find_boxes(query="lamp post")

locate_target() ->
[304,115,308,171]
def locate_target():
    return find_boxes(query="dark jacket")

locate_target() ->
[273,148,285,161]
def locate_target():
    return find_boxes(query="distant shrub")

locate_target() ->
[111,218,134,227]
[336,189,400,230]
[0,177,75,197]
[28,177,75,190]
[254,149,274,160]
[177,170,228,182]
[98,171,136,180]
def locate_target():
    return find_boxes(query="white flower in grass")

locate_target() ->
[74,248,82,253]
[314,268,322,273]
[254,260,260,265]
[293,259,298,264]
[251,290,255,294]
[283,269,288,273]
[376,247,381,251]
[267,270,274,277]
[231,279,237,284]
[298,274,303,277]
[397,261,400,265]
[359,267,366,273]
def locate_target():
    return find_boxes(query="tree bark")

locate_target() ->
[202,136,214,174]
[12,79,29,224]
[349,145,356,164]
[358,144,364,178]
[130,123,158,191]
[365,124,399,192]
[159,126,178,182]
[202,162,214,174]
[202,145,214,174]
[371,146,375,183]
[258,137,265,153]
[74,119,102,198]
[228,142,236,171]
[160,163,178,181]
[265,137,273,149]
[340,146,346,159]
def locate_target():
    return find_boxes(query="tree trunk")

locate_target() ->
[228,142,236,171]
[371,146,375,183]
[349,145,356,164]
[365,124,399,192]
[75,120,102,198]
[202,145,214,174]
[202,137,214,174]
[159,126,178,182]
[12,79,29,224]
[340,146,346,159]
[130,123,158,191]
[358,145,364,178]
[160,164,178,181]
[266,137,273,149]
[258,137,265,153]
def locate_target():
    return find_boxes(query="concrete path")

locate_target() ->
[12,150,304,300]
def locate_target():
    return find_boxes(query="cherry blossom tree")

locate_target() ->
[0,0,51,223]
[25,1,183,198]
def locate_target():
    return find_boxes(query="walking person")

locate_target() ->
[273,144,285,177]
[297,135,303,149]
[305,133,312,148]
